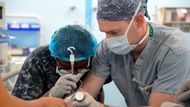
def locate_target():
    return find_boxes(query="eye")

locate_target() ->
[110,31,118,35]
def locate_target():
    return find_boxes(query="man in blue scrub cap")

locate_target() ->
[12,24,111,102]
[72,0,190,107]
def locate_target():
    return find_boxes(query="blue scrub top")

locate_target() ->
[91,22,190,106]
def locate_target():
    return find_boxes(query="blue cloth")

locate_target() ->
[91,22,190,106]
[97,0,150,21]
[49,25,98,62]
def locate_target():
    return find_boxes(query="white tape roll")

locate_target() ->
[75,92,84,101]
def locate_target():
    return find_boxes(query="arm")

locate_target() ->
[81,72,106,98]
[8,96,67,107]
[149,48,190,107]
[81,41,111,98]
[149,92,176,107]
[12,49,49,99]
[12,60,45,99]
[0,76,66,107]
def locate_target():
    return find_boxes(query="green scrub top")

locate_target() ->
[91,22,190,106]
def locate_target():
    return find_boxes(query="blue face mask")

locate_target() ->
[105,0,149,55]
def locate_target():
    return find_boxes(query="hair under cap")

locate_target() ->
[97,0,150,21]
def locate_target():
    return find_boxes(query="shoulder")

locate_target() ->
[149,22,190,56]
[30,45,51,57]
[23,45,55,65]
[27,45,54,60]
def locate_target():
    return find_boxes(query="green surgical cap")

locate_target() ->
[49,25,98,62]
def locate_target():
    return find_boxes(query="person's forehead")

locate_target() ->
[98,20,129,32]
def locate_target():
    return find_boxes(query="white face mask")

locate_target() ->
[105,0,149,55]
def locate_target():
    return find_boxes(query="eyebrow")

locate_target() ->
[100,28,118,33]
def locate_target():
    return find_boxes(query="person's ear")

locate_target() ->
[134,14,144,29]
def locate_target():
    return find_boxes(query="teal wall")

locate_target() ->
[1,0,86,45]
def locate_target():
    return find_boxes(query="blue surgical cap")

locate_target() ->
[97,0,150,21]
[49,25,98,62]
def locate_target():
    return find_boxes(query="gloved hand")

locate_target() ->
[72,92,100,107]
[49,74,77,98]
[176,79,190,107]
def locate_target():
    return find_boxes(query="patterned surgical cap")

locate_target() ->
[97,0,150,21]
